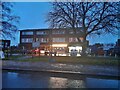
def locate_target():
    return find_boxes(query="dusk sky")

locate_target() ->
[11,2,118,46]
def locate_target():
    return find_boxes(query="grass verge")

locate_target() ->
[5,56,119,66]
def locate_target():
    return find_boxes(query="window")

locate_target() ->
[36,38,39,41]
[36,38,49,43]
[22,31,33,35]
[79,37,83,42]
[36,31,48,35]
[69,37,83,42]
[53,47,65,51]
[52,38,65,42]
[52,30,65,34]
[69,30,74,34]
[21,38,33,43]
[40,38,49,43]
[69,37,78,42]
[69,30,82,34]
[0,41,3,48]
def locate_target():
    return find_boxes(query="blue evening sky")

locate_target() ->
[11,2,118,46]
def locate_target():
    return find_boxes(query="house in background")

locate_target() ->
[90,40,120,57]
[19,28,89,55]
[0,40,10,58]
[114,39,120,56]
[0,40,10,51]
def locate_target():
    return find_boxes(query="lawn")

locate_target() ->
[55,56,119,66]
[5,55,119,66]
[2,55,26,60]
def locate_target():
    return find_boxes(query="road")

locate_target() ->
[2,70,119,88]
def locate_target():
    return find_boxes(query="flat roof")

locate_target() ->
[19,28,50,31]
[19,27,83,31]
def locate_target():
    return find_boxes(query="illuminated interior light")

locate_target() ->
[68,46,82,52]
[40,50,45,54]
[52,44,67,47]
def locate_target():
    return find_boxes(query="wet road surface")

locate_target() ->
[2,70,119,88]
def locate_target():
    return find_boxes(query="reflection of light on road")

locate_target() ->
[7,72,18,79]
[49,77,67,88]
[49,77,85,88]
[67,80,85,88]
[51,63,67,68]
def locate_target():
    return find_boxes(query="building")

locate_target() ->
[114,39,120,56]
[0,40,10,58]
[19,28,88,55]
[0,40,10,51]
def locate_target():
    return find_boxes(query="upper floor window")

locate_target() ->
[69,37,83,42]
[79,37,83,42]
[36,31,48,35]
[69,30,74,34]
[69,29,82,34]
[22,31,33,35]
[69,37,78,42]
[36,38,49,43]
[52,38,65,42]
[21,38,33,43]
[52,30,65,34]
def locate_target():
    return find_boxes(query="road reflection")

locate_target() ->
[2,70,119,88]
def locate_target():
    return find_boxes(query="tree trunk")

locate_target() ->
[81,36,87,57]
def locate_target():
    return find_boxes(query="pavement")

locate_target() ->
[2,60,120,77]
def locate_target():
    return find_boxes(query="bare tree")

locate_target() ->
[46,2,119,55]
[0,2,19,39]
